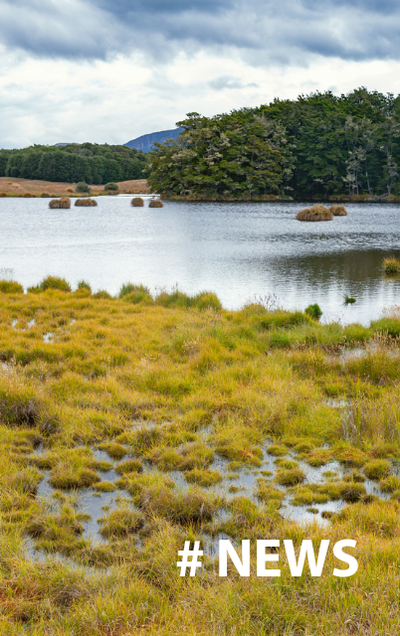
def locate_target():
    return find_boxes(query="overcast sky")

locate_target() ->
[1,0,400,148]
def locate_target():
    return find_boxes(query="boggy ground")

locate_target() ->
[1,281,400,634]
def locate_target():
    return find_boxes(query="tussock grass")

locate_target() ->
[382,256,400,274]
[49,197,71,209]
[296,204,333,222]
[74,198,97,207]
[329,204,348,216]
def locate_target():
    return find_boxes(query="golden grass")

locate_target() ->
[329,204,348,216]
[74,198,98,207]
[0,177,150,197]
[0,287,399,632]
[296,204,334,222]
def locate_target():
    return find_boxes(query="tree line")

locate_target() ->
[0,142,147,185]
[148,88,400,199]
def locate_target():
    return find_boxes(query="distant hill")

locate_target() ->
[125,128,183,153]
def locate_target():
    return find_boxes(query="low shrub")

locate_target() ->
[296,204,333,222]
[75,182,91,194]
[104,182,119,192]
[131,197,144,207]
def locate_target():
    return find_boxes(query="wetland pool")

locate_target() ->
[2,197,400,323]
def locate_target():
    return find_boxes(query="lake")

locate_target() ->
[1,195,400,324]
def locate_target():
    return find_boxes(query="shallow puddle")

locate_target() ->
[29,438,397,561]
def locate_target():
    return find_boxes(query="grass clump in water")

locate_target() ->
[131,197,144,207]
[184,468,222,487]
[99,508,144,538]
[363,459,391,480]
[382,256,400,275]
[49,197,71,209]
[75,198,97,207]
[329,204,348,216]
[296,204,333,222]
[275,467,305,486]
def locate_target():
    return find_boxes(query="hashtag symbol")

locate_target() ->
[177,541,203,576]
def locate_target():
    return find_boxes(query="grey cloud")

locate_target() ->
[2,0,400,64]
[209,76,258,89]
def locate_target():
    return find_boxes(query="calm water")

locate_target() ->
[1,195,400,324]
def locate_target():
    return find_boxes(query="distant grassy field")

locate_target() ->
[0,177,149,197]
[1,279,400,634]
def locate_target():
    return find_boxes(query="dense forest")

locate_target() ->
[0,143,147,184]
[148,88,400,199]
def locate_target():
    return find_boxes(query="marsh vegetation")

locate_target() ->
[0,279,400,632]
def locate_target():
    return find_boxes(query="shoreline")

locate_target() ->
[2,178,400,202]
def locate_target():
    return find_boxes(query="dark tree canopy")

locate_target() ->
[0,143,147,185]
[148,89,400,199]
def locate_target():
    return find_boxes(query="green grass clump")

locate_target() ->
[305,303,322,320]
[119,282,150,299]
[275,468,305,487]
[139,487,216,524]
[115,458,143,474]
[382,256,400,274]
[363,459,391,480]
[98,442,128,460]
[184,468,222,487]
[131,197,144,207]
[0,280,24,293]
[49,466,100,489]
[29,276,71,293]
[267,443,288,456]
[99,508,144,538]
[379,476,400,493]
[256,481,284,505]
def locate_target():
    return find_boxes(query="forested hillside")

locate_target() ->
[148,88,400,199]
[0,143,147,185]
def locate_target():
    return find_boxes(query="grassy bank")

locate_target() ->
[0,178,149,198]
[1,280,400,633]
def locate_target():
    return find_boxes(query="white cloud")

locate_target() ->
[1,44,400,148]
